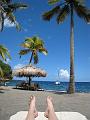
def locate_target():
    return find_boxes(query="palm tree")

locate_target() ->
[0,0,27,31]
[0,44,11,77]
[19,36,48,85]
[42,0,90,93]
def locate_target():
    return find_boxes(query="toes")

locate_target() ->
[48,96,52,101]
[44,112,48,118]
[30,95,35,101]
[28,95,35,106]
[44,108,49,118]
[34,111,38,118]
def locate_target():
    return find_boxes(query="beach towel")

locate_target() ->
[9,111,88,120]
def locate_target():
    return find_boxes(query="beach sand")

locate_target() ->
[0,87,90,120]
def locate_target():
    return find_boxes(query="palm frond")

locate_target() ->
[48,0,60,5]
[19,49,30,56]
[2,0,11,4]
[5,50,11,59]
[8,3,27,11]
[34,39,44,47]
[6,11,15,22]
[42,5,60,21]
[0,1,27,31]
[74,0,85,6]
[0,52,6,61]
[0,66,3,77]
[15,22,21,31]
[21,42,31,49]
[25,38,34,43]
[39,48,48,55]
[57,5,70,24]
[6,12,21,31]
[0,44,11,61]
[74,3,90,23]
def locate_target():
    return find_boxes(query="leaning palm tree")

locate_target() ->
[0,44,11,77]
[42,0,90,93]
[19,36,48,85]
[0,0,27,31]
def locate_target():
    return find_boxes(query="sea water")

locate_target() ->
[4,80,90,93]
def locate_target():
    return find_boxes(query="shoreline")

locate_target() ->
[2,80,90,93]
[1,86,90,93]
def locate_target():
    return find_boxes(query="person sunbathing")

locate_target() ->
[26,95,58,120]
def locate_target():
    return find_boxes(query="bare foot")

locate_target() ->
[44,96,55,118]
[28,95,38,118]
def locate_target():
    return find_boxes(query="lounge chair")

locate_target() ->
[9,111,88,120]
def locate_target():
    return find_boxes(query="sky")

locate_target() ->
[0,0,90,82]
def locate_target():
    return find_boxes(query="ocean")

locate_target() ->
[4,80,90,93]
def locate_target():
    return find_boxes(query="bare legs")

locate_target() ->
[26,96,58,120]
[44,96,58,120]
[25,96,38,120]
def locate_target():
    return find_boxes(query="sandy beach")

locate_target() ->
[0,87,90,120]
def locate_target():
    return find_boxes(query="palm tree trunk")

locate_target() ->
[28,52,33,87]
[29,52,33,64]
[68,3,75,94]
[29,77,31,86]
[0,10,4,32]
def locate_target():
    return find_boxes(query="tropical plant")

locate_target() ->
[0,60,12,81]
[19,36,48,64]
[0,66,3,77]
[0,44,11,78]
[0,44,11,61]
[42,0,90,93]
[0,0,27,31]
[19,36,48,86]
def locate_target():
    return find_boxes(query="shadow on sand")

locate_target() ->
[0,91,4,93]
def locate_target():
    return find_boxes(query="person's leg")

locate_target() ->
[26,96,38,120]
[44,96,58,120]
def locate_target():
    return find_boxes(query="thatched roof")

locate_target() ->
[12,64,47,77]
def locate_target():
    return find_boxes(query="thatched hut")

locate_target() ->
[13,64,47,85]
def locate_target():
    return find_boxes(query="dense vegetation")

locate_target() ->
[0,60,12,81]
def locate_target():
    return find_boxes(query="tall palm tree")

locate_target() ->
[19,36,48,85]
[42,0,90,93]
[0,44,11,77]
[0,0,27,31]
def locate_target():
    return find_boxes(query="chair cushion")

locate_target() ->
[9,111,88,120]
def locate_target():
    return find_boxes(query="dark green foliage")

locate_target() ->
[0,60,12,80]
[43,0,90,24]
[57,5,70,24]
[0,0,27,31]
[43,6,60,21]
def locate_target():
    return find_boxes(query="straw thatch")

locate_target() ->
[12,64,47,77]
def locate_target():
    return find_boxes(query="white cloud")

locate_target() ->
[4,18,15,27]
[13,64,24,69]
[59,69,69,79]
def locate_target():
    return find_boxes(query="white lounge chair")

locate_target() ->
[9,111,88,120]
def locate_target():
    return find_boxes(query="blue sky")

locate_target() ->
[0,0,90,82]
